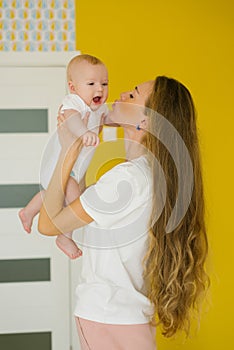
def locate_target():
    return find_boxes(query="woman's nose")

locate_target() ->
[120,92,128,101]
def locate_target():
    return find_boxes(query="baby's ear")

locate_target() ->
[68,81,75,92]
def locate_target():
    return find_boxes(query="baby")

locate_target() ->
[19,54,109,259]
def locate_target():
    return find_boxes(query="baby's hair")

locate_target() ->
[67,54,104,81]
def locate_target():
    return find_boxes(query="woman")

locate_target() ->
[38,77,209,349]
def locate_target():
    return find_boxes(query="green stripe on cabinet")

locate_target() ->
[0,259,50,283]
[0,332,51,350]
[0,109,48,133]
[0,184,40,208]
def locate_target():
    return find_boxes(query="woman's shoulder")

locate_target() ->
[98,156,151,190]
[117,156,150,175]
[101,155,149,173]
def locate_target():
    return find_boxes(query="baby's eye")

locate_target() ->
[102,82,108,86]
[129,93,134,99]
[88,82,94,85]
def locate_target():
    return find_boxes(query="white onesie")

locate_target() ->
[40,94,108,189]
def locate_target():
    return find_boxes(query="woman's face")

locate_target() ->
[110,80,154,128]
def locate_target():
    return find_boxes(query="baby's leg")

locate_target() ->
[56,176,83,259]
[19,190,45,233]
[56,231,82,259]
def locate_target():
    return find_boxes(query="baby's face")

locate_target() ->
[68,61,108,111]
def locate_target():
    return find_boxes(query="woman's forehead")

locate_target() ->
[137,80,154,92]
[137,80,154,97]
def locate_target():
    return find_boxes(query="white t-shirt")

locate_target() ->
[73,155,154,324]
[40,94,108,188]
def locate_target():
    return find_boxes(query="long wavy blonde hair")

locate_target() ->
[143,76,209,337]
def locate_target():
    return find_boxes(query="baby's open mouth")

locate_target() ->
[93,96,101,103]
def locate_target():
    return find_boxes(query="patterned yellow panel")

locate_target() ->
[0,0,75,51]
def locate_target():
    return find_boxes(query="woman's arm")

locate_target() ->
[64,109,89,137]
[38,116,93,236]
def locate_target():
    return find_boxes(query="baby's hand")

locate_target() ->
[82,131,99,147]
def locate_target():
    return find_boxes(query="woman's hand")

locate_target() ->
[57,110,90,155]
[57,107,90,129]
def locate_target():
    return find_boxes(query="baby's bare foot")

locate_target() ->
[56,235,82,259]
[18,209,33,233]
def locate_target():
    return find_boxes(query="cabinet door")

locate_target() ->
[0,66,73,350]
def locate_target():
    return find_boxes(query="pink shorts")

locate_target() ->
[75,317,156,350]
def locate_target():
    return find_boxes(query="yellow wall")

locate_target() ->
[75,0,234,349]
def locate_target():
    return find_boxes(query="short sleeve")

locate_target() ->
[80,160,151,228]
[61,94,89,114]
[98,103,109,117]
